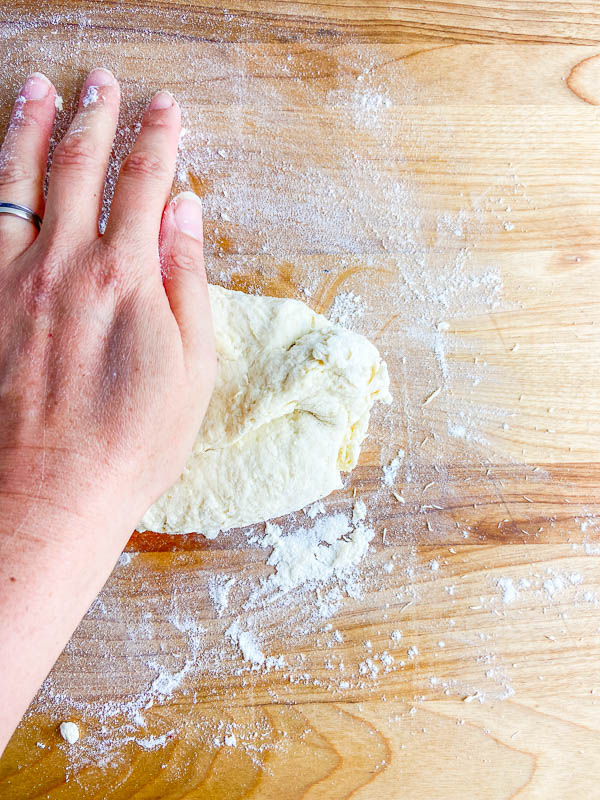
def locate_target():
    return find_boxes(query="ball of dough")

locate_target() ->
[59,721,79,744]
[138,286,391,536]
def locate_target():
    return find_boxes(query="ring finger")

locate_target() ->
[0,73,56,264]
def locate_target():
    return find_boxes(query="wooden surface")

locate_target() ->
[2,3,600,798]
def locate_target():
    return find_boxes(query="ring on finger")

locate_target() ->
[0,202,42,230]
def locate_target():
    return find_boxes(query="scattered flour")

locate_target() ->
[543,574,566,599]
[138,733,171,751]
[226,621,265,667]
[328,291,365,328]
[383,450,404,486]
[260,514,375,593]
[149,659,194,699]
[352,499,367,525]
[305,500,326,519]
[208,574,236,617]
[496,578,519,605]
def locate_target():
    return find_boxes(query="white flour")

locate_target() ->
[383,450,404,486]
[496,577,519,604]
[207,574,236,617]
[258,513,374,593]
[81,84,98,107]
[225,621,265,667]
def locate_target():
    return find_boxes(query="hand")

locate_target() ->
[0,68,216,753]
[0,69,216,533]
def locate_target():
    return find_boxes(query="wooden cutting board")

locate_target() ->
[2,3,600,798]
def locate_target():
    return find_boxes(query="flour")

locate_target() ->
[305,500,326,519]
[328,291,365,328]
[352,499,367,525]
[149,658,194,699]
[208,574,236,617]
[138,733,172,750]
[383,450,404,486]
[259,514,375,594]
[496,578,519,605]
[338,84,393,130]
[81,85,98,107]
[226,621,265,666]
[543,573,566,599]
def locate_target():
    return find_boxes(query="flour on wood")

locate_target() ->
[258,513,375,594]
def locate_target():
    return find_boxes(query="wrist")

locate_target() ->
[0,445,141,542]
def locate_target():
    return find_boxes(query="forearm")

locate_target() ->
[0,495,133,754]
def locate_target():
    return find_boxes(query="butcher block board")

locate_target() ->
[2,2,600,798]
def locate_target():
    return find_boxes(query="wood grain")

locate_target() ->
[6,1,600,44]
[3,544,600,798]
[1,2,600,798]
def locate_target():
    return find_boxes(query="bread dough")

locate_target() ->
[138,285,391,536]
[59,721,80,744]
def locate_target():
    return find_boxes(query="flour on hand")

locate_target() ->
[138,286,391,535]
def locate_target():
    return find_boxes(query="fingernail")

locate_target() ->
[80,69,116,108]
[149,90,175,110]
[21,72,51,100]
[173,192,203,240]
[85,67,115,88]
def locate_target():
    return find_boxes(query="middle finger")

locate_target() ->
[42,68,120,243]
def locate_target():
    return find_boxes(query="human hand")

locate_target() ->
[0,68,216,752]
[0,68,216,536]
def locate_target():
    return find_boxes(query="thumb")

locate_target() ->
[160,191,215,377]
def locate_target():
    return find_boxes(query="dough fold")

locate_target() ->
[138,285,391,536]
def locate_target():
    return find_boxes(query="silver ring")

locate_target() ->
[0,202,42,231]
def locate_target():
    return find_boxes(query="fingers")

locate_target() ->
[42,68,120,242]
[103,91,181,252]
[160,192,215,381]
[0,73,56,263]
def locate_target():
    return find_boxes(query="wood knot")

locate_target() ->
[567,53,600,106]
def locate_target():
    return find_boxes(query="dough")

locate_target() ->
[59,721,80,744]
[138,285,391,536]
